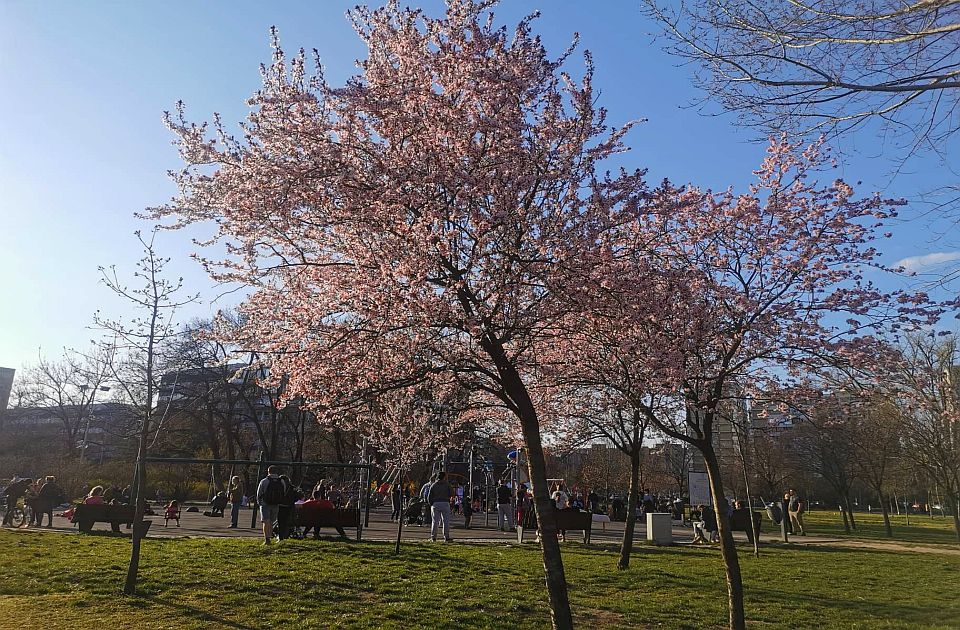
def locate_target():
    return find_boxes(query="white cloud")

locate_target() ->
[894,251,960,273]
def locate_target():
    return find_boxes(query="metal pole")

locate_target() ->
[361,438,370,527]
[484,471,490,527]
[468,446,474,509]
[250,451,264,529]
[780,494,790,543]
[394,467,403,553]
[82,415,92,460]
[511,451,517,529]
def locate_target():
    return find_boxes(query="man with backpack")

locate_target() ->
[428,471,453,542]
[256,466,287,544]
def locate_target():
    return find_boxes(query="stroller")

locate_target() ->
[403,498,424,526]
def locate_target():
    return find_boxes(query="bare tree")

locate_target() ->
[851,395,905,537]
[895,334,960,539]
[644,1,960,140]
[648,441,692,498]
[792,411,860,532]
[644,0,960,236]
[96,229,195,594]
[552,392,651,570]
[744,429,795,503]
[18,345,115,455]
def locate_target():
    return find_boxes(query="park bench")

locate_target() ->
[71,503,138,533]
[729,509,763,543]
[517,509,593,544]
[294,505,362,541]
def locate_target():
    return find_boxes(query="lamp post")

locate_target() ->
[79,384,111,461]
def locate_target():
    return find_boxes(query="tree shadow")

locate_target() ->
[134,594,261,630]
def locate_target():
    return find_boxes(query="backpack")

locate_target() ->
[262,477,285,505]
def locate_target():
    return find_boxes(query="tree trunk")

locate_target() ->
[124,401,151,596]
[879,492,893,538]
[482,334,573,630]
[948,494,960,542]
[839,506,850,533]
[703,446,746,630]
[843,495,857,531]
[618,449,641,570]
[395,468,404,554]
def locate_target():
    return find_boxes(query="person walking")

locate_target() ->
[390,482,403,522]
[787,489,806,535]
[496,480,514,531]
[228,476,244,528]
[782,490,794,534]
[428,471,453,542]
[256,466,287,544]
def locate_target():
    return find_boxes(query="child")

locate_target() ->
[164,500,180,527]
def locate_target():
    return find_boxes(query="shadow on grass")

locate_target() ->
[746,584,939,624]
[135,594,261,630]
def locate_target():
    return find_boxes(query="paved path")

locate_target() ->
[31,506,703,543]
[13,507,959,555]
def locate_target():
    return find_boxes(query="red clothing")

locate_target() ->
[83,496,105,505]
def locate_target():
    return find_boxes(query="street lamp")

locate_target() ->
[79,384,111,460]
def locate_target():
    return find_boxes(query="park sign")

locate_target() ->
[688,471,711,507]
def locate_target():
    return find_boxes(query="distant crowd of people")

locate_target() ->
[4,468,813,548]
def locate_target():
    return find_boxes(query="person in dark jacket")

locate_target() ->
[703,505,719,542]
[428,472,453,542]
[2,478,31,526]
[276,475,301,540]
[390,483,403,522]
[36,476,65,527]
[228,476,244,528]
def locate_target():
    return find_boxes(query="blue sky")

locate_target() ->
[1,0,956,374]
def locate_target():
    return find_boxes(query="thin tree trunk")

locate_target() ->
[879,491,893,538]
[486,338,572,630]
[395,468,404,555]
[949,495,960,541]
[703,446,745,630]
[733,427,759,557]
[124,391,152,595]
[522,412,573,630]
[842,495,857,531]
[618,449,641,570]
[839,506,850,533]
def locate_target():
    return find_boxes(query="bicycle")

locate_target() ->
[0,495,28,528]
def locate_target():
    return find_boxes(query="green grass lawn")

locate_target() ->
[0,530,958,629]
[801,510,960,545]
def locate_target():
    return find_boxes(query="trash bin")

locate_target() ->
[647,512,673,545]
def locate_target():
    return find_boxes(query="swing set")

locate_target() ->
[141,453,375,531]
